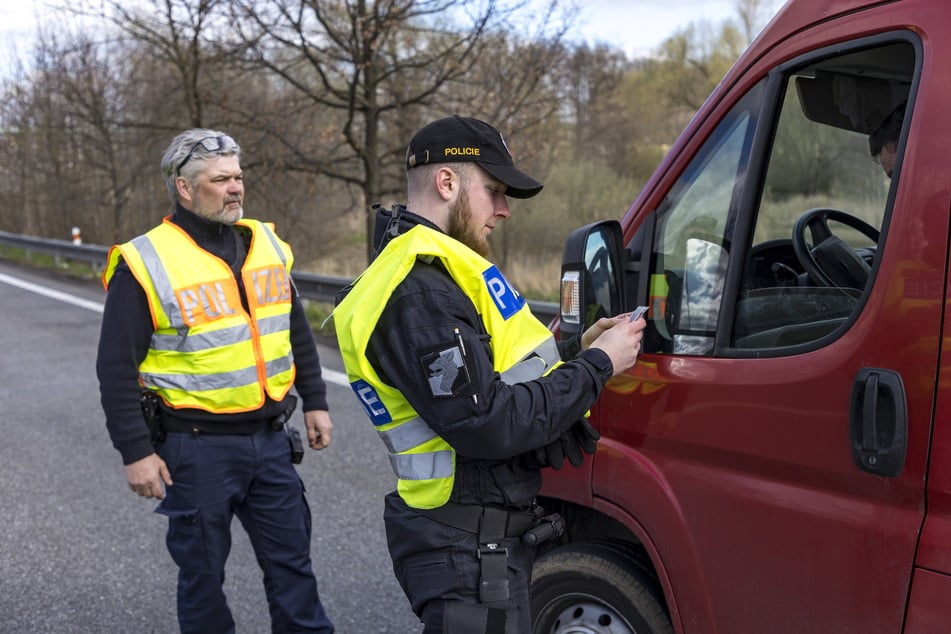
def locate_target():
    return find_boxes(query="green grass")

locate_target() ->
[303,299,338,342]
[0,246,103,281]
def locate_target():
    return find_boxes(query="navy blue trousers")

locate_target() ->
[156,428,334,633]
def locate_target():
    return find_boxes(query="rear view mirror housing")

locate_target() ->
[559,220,625,355]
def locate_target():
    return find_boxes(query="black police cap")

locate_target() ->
[405,116,543,199]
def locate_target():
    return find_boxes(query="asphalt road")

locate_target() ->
[0,260,422,633]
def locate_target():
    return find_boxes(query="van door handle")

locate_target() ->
[849,368,907,477]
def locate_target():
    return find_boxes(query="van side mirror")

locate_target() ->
[559,221,625,353]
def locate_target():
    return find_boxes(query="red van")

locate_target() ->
[531,1,951,632]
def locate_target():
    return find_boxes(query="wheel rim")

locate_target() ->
[538,593,638,634]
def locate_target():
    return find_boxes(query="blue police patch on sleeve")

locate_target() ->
[482,265,525,320]
[350,380,392,426]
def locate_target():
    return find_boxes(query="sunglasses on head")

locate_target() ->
[176,135,238,174]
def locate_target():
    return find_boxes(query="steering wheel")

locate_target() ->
[792,208,880,288]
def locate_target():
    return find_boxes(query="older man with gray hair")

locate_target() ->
[96,128,335,633]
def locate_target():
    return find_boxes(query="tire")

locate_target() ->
[531,542,673,634]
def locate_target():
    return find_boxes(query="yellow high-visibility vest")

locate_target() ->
[103,217,296,413]
[335,225,561,509]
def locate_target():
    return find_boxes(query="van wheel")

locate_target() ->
[531,542,673,634]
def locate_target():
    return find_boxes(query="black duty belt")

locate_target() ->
[416,502,538,537]
[161,416,278,435]
[160,396,298,436]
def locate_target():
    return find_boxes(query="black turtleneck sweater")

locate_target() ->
[96,205,329,465]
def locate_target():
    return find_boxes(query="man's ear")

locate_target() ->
[434,166,458,202]
[176,177,194,206]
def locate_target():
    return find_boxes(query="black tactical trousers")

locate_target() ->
[383,492,535,634]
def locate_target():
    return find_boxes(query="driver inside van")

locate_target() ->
[869,102,905,179]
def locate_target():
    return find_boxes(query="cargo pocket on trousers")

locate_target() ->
[155,501,210,574]
[396,550,453,615]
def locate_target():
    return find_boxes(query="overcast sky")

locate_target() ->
[575,0,771,57]
[0,0,781,61]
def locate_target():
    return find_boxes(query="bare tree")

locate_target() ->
[735,0,778,43]
[228,0,573,262]
[560,44,630,157]
[70,0,235,129]
[2,0,774,298]
[53,35,160,242]
[54,0,357,250]
[654,21,745,112]
[0,28,170,243]
[0,60,35,234]
[0,30,91,240]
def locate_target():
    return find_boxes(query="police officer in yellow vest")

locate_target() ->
[95,129,334,633]
[334,116,646,633]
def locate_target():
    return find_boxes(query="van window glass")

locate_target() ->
[643,40,915,356]
[646,82,763,355]
[733,41,914,350]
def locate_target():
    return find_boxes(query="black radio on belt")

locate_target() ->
[287,426,305,464]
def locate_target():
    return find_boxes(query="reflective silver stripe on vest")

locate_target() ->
[258,223,288,267]
[145,340,293,389]
[257,313,290,336]
[151,323,251,352]
[499,336,560,384]
[150,300,288,353]
[377,416,438,453]
[388,450,454,481]
[132,235,183,325]
[142,365,262,392]
[266,353,294,377]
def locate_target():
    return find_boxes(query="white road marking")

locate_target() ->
[322,368,349,386]
[0,272,104,313]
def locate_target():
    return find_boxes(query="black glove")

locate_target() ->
[559,417,600,467]
[571,417,600,457]
[526,436,565,470]
[527,418,601,470]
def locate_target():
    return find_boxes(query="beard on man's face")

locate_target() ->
[447,188,489,257]
[193,191,243,225]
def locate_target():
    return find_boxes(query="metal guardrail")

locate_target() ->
[0,231,559,323]
[0,230,110,264]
